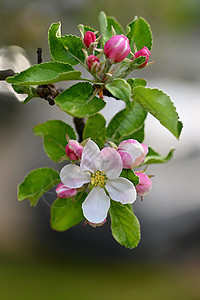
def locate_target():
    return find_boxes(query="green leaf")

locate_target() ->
[124,204,133,212]
[102,16,125,45]
[133,87,183,139]
[34,120,76,162]
[106,101,147,144]
[127,78,147,93]
[60,35,85,64]
[18,168,60,207]
[106,79,131,106]
[121,125,145,143]
[12,84,38,104]
[55,82,106,118]
[126,17,153,52]
[120,169,139,186]
[144,147,175,165]
[83,113,106,148]
[6,62,81,85]
[51,192,87,231]
[48,22,79,65]
[109,200,140,249]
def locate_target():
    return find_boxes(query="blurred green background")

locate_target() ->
[0,0,200,299]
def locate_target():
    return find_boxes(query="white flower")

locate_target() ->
[60,140,136,224]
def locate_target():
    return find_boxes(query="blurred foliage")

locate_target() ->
[0,255,200,300]
[0,0,199,49]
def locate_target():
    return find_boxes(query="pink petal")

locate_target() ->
[97,147,123,179]
[80,140,100,173]
[56,183,77,198]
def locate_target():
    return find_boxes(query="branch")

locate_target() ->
[73,117,85,142]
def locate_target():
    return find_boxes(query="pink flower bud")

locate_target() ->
[135,172,152,196]
[117,139,148,169]
[56,183,77,198]
[104,35,131,62]
[83,31,96,48]
[65,140,83,160]
[86,55,100,71]
[88,218,106,228]
[134,46,151,68]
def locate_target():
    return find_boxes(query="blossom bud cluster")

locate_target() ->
[82,30,151,83]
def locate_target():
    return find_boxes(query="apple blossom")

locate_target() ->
[60,140,137,223]
[65,140,83,160]
[104,35,131,62]
[56,183,77,198]
[134,46,151,68]
[135,172,152,197]
[117,139,148,169]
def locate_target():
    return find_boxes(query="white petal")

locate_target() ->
[97,147,122,179]
[60,164,90,188]
[82,187,110,223]
[80,140,100,173]
[105,177,136,204]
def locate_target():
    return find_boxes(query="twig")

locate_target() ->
[0,69,15,80]
[37,47,43,64]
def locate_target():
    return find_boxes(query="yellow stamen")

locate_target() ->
[91,170,106,187]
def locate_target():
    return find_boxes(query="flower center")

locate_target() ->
[91,170,106,187]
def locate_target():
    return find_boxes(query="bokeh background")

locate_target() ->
[0,0,200,299]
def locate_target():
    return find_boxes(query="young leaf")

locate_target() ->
[106,101,147,144]
[12,84,38,104]
[48,22,79,65]
[60,35,85,64]
[34,120,76,162]
[106,79,131,106]
[112,58,146,80]
[102,16,125,45]
[127,78,147,93]
[109,200,140,249]
[51,192,87,231]
[120,169,139,186]
[55,82,106,118]
[6,62,81,85]
[133,86,183,139]
[78,24,97,35]
[144,147,175,165]
[83,113,106,148]
[126,17,153,52]
[18,168,60,207]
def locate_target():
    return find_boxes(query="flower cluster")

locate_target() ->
[82,30,151,85]
[56,139,152,226]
